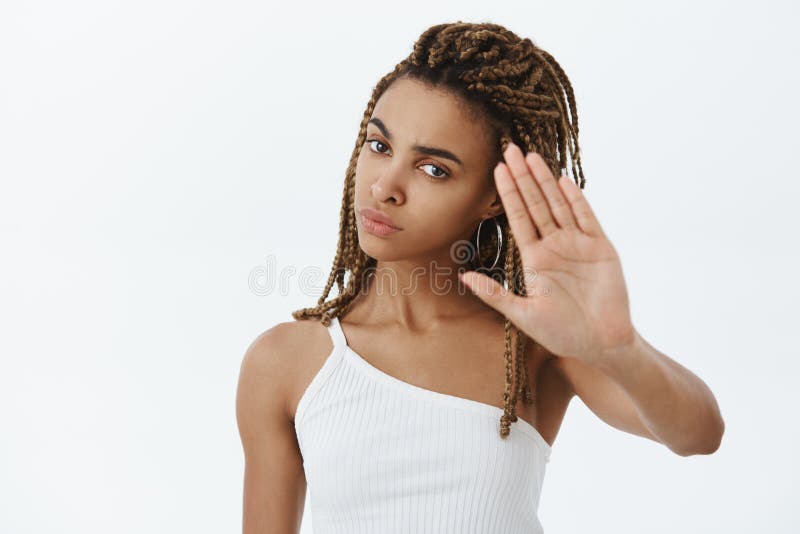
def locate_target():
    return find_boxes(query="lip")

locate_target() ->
[359,208,403,236]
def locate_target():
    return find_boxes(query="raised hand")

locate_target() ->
[461,142,635,364]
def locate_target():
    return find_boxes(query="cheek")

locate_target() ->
[411,194,478,238]
[353,154,375,195]
[354,175,373,207]
[352,177,367,204]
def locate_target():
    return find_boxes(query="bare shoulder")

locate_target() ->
[237,319,328,421]
[236,318,329,533]
[532,343,575,402]
[238,318,334,427]
[521,335,576,446]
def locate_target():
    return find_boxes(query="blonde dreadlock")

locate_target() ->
[292,21,585,439]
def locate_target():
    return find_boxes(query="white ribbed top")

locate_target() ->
[294,316,552,534]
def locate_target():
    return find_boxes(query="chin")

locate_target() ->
[358,233,407,262]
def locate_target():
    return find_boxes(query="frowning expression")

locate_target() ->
[354,76,503,264]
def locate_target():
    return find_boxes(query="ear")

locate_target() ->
[482,190,505,220]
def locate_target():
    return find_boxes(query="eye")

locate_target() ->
[366,139,390,154]
[365,138,450,181]
[420,163,450,180]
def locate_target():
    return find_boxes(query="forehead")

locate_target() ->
[369,77,494,163]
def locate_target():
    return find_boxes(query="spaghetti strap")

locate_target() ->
[327,316,347,349]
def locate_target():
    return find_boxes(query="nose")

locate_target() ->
[370,171,405,205]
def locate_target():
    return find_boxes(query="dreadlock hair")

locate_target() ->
[292,21,586,439]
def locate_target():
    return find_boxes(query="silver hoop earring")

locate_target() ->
[476,217,503,270]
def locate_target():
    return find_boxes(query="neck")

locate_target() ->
[348,253,498,329]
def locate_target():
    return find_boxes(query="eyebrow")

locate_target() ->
[367,117,464,167]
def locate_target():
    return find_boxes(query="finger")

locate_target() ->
[558,174,606,237]
[494,162,540,251]
[525,152,578,231]
[460,270,527,325]
[502,143,558,237]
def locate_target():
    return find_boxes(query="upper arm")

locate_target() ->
[552,355,660,443]
[236,323,306,534]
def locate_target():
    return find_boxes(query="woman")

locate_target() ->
[236,21,725,534]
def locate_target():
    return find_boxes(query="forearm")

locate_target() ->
[592,330,725,456]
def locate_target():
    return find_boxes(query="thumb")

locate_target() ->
[460,270,524,322]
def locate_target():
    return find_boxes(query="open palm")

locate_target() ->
[461,143,635,364]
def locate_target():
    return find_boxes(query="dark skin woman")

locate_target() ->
[236,22,725,533]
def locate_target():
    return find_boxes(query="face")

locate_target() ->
[354,76,503,267]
